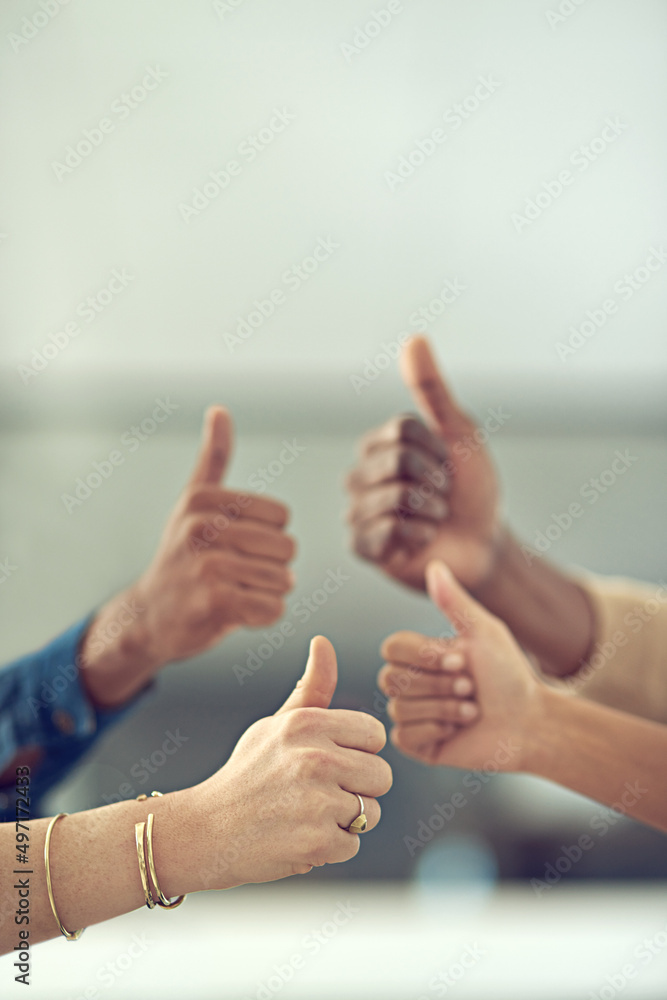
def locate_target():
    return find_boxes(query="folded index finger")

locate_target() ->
[380,630,465,673]
[189,486,290,527]
[323,709,387,754]
[359,414,448,462]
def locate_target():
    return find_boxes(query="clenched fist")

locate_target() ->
[132,406,297,664]
[80,406,297,706]
[190,635,393,889]
[379,561,541,771]
[346,336,502,592]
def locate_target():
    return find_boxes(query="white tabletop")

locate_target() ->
[2,881,666,1000]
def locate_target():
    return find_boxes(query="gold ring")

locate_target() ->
[347,793,367,834]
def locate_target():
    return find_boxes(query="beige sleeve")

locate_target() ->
[543,574,667,725]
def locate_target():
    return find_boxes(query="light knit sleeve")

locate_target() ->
[544,574,667,725]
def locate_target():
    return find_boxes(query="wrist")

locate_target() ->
[79,584,162,708]
[169,779,241,894]
[520,684,569,778]
[153,786,211,897]
[468,523,514,603]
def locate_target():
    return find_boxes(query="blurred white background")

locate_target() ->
[1,0,666,997]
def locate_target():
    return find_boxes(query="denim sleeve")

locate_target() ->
[0,616,149,821]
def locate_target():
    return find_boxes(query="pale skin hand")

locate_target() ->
[379,561,667,833]
[380,561,541,771]
[347,336,595,678]
[0,637,392,954]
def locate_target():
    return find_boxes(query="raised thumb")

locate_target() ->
[400,336,470,441]
[276,636,338,714]
[426,560,485,636]
[188,405,233,485]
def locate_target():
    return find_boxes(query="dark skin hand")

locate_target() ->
[346,336,595,678]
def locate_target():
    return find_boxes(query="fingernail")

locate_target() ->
[453,677,472,696]
[429,560,452,582]
[441,651,465,671]
[459,702,478,720]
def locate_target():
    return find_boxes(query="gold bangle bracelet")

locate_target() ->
[146,812,186,909]
[44,813,86,941]
[135,820,156,909]
[136,791,186,911]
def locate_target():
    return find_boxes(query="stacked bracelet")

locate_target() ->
[135,792,186,910]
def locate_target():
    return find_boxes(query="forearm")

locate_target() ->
[526,687,667,832]
[0,785,203,953]
[472,528,594,677]
[79,586,160,708]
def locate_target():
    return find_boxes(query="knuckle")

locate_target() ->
[265,596,286,622]
[380,630,413,660]
[391,446,411,477]
[379,762,393,795]
[269,500,290,526]
[283,706,323,740]
[245,596,285,626]
[395,413,421,436]
[376,664,392,692]
[280,534,297,562]
[351,525,377,560]
[367,717,387,751]
[182,484,204,510]
[303,786,334,822]
[185,513,209,541]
